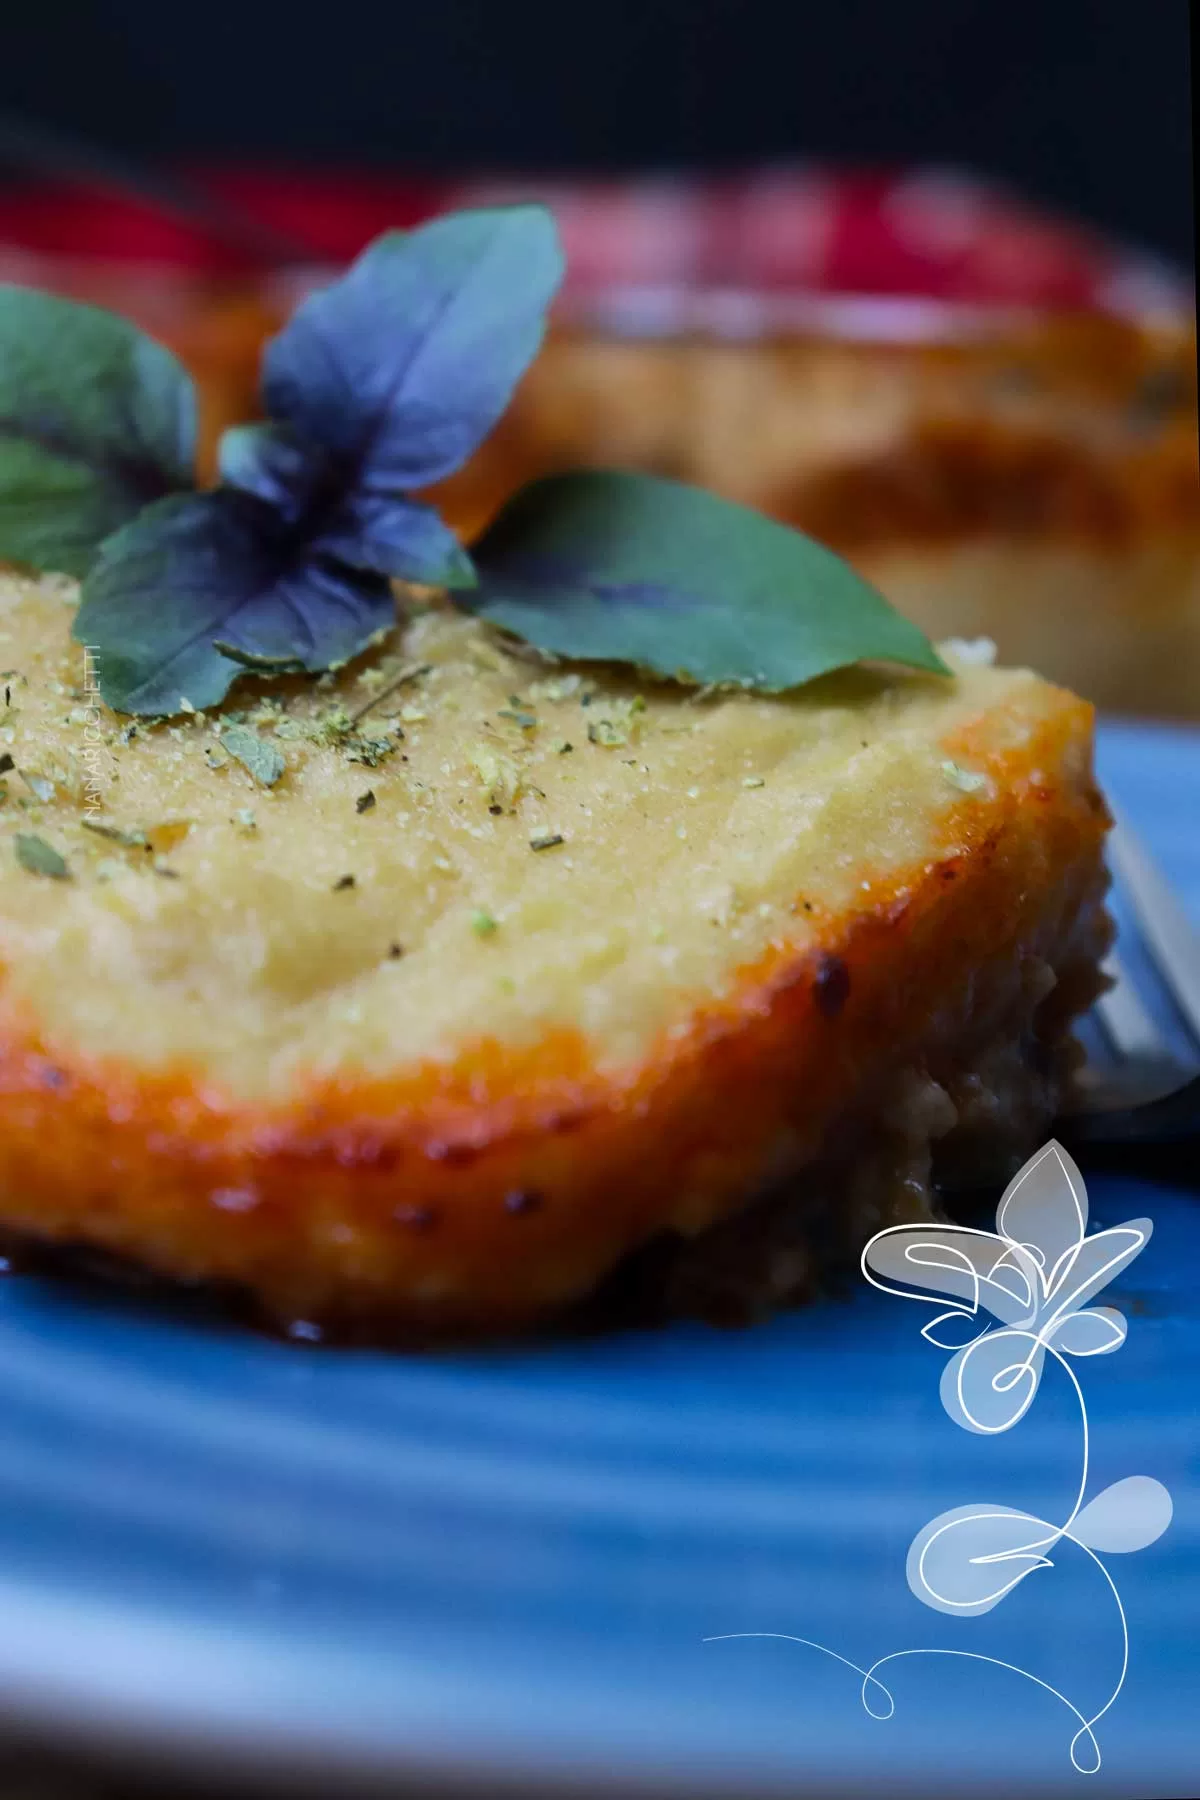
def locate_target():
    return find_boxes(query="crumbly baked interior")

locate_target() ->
[0,572,1111,1336]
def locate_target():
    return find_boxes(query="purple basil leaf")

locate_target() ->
[262,206,564,491]
[74,490,395,715]
[313,492,476,588]
[217,421,321,524]
[221,422,475,588]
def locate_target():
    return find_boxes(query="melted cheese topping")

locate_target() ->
[0,574,1061,1096]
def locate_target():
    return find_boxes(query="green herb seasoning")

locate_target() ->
[347,662,431,727]
[941,760,988,794]
[344,733,397,769]
[498,701,537,730]
[470,745,524,813]
[220,724,286,788]
[528,674,582,703]
[81,820,149,849]
[14,833,69,879]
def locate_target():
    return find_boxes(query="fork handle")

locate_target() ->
[1057,1073,1200,1148]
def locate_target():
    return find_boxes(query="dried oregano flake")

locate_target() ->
[14,833,69,878]
[219,723,286,787]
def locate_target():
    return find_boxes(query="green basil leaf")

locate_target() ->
[469,470,950,690]
[0,287,196,578]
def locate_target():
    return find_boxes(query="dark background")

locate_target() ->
[1,0,1195,267]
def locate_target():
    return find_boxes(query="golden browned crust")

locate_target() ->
[0,691,1110,1337]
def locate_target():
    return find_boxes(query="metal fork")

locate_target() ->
[1058,809,1200,1149]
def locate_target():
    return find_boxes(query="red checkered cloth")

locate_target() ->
[0,163,1188,327]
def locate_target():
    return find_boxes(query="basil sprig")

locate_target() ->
[75,206,564,714]
[0,206,947,715]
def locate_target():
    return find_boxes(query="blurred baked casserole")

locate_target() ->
[434,306,1200,718]
[3,166,1194,715]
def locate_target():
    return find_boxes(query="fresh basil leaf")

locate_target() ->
[0,286,195,578]
[469,470,950,690]
[262,206,564,492]
[80,820,150,849]
[219,424,476,589]
[313,492,476,588]
[74,491,395,716]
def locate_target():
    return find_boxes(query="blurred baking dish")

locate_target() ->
[1,163,1195,716]
[435,302,1199,719]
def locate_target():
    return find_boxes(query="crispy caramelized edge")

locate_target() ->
[0,691,1110,1334]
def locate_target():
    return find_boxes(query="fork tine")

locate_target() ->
[1095,950,1173,1061]
[1107,809,1200,1046]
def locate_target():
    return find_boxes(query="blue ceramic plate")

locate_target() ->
[0,721,1195,1799]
